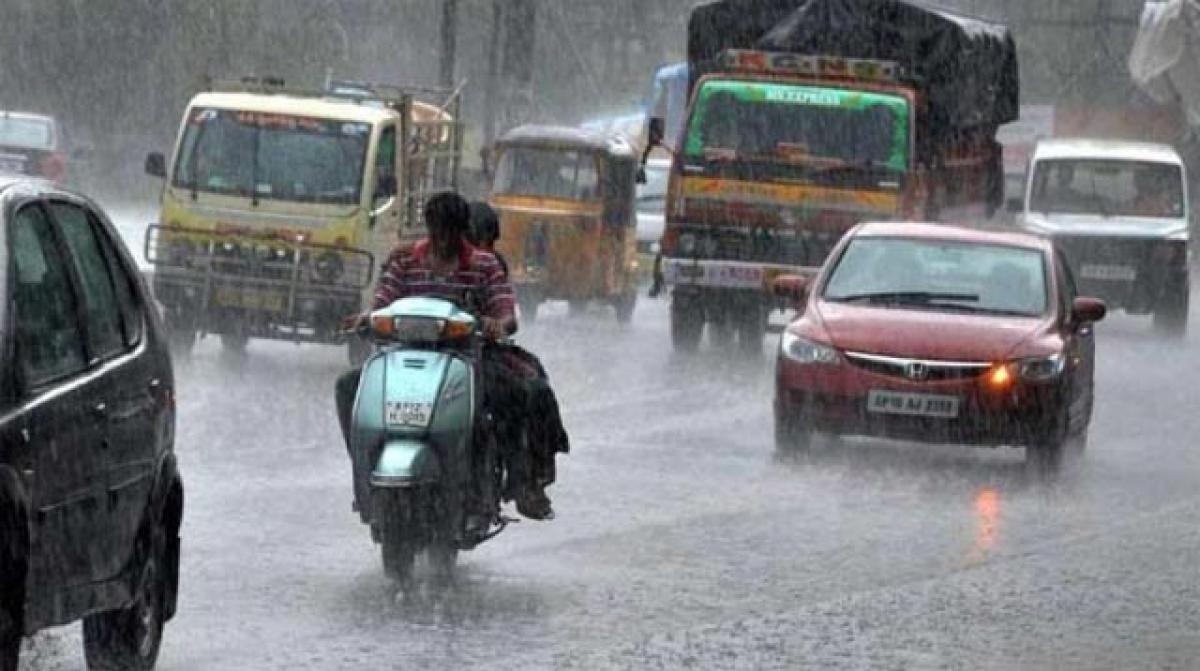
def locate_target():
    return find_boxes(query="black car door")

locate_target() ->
[1058,252,1096,427]
[49,200,156,582]
[6,202,109,590]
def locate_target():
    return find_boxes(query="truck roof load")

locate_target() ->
[688,0,1019,134]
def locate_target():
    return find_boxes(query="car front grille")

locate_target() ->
[844,351,992,382]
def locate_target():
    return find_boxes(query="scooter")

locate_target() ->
[348,296,508,584]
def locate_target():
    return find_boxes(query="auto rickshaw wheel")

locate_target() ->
[518,296,540,323]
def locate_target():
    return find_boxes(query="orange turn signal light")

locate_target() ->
[371,315,396,338]
[443,319,473,340]
[986,363,1013,390]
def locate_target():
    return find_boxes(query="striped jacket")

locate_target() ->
[372,239,515,321]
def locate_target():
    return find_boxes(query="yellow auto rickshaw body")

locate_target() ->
[489,125,639,322]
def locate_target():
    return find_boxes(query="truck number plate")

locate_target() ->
[386,401,433,428]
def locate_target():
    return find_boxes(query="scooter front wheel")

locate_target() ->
[376,491,419,584]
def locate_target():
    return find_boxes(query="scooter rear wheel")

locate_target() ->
[376,492,419,584]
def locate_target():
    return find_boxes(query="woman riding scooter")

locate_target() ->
[469,201,570,500]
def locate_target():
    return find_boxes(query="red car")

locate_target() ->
[773,223,1107,471]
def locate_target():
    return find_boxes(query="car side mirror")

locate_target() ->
[772,274,810,304]
[1005,197,1023,214]
[647,117,665,148]
[1071,296,1107,325]
[375,174,397,198]
[145,152,167,178]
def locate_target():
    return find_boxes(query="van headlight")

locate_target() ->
[780,331,839,365]
[1016,352,1066,382]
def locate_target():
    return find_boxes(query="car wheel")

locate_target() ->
[1153,280,1189,337]
[0,496,27,671]
[82,524,167,671]
[774,408,813,456]
[670,296,703,353]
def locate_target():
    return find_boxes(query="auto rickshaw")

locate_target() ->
[489,125,640,322]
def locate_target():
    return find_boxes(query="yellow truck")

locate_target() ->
[143,77,461,358]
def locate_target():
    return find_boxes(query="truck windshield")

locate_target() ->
[1029,159,1185,218]
[493,147,600,201]
[683,80,910,172]
[173,107,370,205]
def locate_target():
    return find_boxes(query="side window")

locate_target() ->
[50,202,124,360]
[9,205,87,386]
[93,214,144,347]
[376,125,396,186]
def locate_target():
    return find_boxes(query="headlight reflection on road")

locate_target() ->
[968,487,1001,565]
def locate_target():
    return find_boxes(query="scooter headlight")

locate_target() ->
[780,331,839,365]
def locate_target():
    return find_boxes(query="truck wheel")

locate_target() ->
[82,523,167,671]
[0,494,27,671]
[1153,280,1189,337]
[670,296,703,353]
[376,491,419,586]
[220,332,249,353]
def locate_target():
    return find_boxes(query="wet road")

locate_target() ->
[19,259,1200,669]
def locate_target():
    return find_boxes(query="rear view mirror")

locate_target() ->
[1071,296,1107,324]
[145,152,166,178]
[647,117,666,148]
[772,274,810,304]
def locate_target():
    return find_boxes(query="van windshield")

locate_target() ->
[1029,159,1185,218]
[683,80,910,172]
[173,107,370,205]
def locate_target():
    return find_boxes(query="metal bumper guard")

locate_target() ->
[661,257,815,291]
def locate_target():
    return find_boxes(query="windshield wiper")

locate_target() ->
[832,291,981,306]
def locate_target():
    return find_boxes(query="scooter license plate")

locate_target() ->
[386,401,433,428]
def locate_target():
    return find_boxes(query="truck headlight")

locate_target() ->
[781,331,839,365]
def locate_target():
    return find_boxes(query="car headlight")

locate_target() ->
[780,331,839,365]
[677,233,697,256]
[1015,352,1066,382]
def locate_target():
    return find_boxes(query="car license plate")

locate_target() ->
[386,401,433,428]
[867,390,960,418]
[1079,264,1137,281]
[213,288,286,312]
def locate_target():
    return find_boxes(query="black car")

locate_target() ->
[0,177,182,671]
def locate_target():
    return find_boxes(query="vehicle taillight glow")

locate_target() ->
[986,363,1013,391]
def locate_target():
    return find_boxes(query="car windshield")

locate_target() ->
[172,107,370,205]
[0,115,54,150]
[683,80,910,171]
[823,237,1048,317]
[493,146,600,201]
[1029,158,1185,218]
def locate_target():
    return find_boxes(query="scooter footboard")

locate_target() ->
[371,439,442,488]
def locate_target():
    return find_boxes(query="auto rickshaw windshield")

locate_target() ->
[493,146,601,201]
